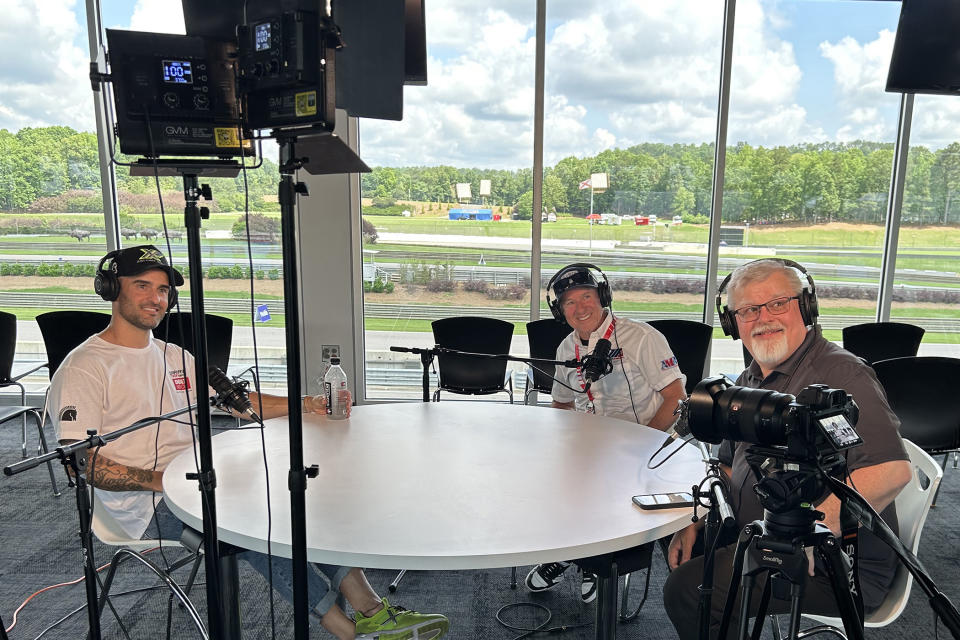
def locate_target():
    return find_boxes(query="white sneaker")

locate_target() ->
[580,569,598,603]
[524,562,571,592]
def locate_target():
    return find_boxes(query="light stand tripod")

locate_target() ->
[715,451,864,640]
[274,134,315,640]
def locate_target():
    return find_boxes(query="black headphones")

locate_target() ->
[94,250,179,307]
[546,263,612,322]
[716,258,818,340]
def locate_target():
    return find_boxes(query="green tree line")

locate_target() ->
[362,140,960,225]
[0,126,281,213]
[4,126,960,225]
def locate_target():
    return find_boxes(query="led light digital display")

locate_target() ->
[255,22,271,52]
[162,60,193,84]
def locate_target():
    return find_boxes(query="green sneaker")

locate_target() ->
[354,598,449,640]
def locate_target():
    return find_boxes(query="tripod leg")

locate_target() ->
[750,579,773,640]
[817,537,864,640]
[737,575,756,640]
[786,582,805,640]
[718,525,756,640]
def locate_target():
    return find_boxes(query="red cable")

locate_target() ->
[4,546,161,633]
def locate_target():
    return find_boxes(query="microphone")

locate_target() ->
[582,338,613,386]
[208,366,261,423]
[660,398,693,447]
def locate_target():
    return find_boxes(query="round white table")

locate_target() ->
[163,402,705,638]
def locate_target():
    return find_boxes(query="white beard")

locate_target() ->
[748,322,789,368]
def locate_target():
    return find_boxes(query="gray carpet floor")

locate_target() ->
[1,414,957,639]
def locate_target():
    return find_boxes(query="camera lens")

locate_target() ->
[685,377,795,446]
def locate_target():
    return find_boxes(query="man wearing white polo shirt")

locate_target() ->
[525,263,687,603]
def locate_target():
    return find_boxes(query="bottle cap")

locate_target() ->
[330,357,341,365]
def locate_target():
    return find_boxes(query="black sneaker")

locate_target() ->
[579,569,598,603]
[524,562,571,592]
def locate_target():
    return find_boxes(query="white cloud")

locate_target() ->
[819,29,899,142]
[362,0,833,167]
[128,0,184,34]
[0,0,93,132]
[820,29,960,149]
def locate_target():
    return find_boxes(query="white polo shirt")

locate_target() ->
[551,312,684,425]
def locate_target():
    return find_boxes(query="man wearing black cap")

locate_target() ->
[525,263,687,602]
[48,245,449,640]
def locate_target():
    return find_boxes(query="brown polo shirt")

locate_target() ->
[719,325,908,609]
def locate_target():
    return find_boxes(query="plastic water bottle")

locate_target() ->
[323,357,349,420]
[575,393,595,414]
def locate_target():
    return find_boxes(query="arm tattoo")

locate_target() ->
[89,457,157,492]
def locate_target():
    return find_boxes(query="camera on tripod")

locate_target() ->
[682,376,862,464]
[679,377,872,640]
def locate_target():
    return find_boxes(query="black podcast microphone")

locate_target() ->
[582,338,614,389]
[209,366,261,423]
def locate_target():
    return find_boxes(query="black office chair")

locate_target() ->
[842,322,925,365]
[0,406,60,496]
[1,311,48,458]
[872,356,960,505]
[154,312,234,372]
[523,318,572,404]
[35,311,112,379]
[431,316,515,403]
[647,319,713,395]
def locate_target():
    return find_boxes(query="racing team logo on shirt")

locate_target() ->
[610,348,624,360]
[59,406,78,421]
[170,369,192,391]
[660,356,678,370]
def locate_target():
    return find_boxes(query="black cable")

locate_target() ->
[610,311,642,425]
[494,601,593,640]
[235,105,277,638]
[143,106,183,570]
[647,435,697,470]
[526,361,584,395]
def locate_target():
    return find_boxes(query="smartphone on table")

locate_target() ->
[632,491,694,510]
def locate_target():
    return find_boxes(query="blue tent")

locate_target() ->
[448,208,493,221]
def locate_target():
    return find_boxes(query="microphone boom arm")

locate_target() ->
[390,345,583,369]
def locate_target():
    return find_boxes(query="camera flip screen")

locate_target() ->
[817,413,863,450]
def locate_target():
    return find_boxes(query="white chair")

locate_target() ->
[91,491,207,638]
[796,439,942,638]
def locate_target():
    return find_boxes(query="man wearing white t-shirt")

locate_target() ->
[525,263,687,603]
[49,245,449,640]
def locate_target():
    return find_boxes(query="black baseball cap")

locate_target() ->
[107,245,184,286]
[550,265,599,301]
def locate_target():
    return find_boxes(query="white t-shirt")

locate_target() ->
[49,335,200,538]
[551,312,684,425]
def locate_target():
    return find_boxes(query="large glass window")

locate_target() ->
[0,2,286,394]
[0,2,108,394]
[890,94,960,351]
[715,0,902,375]
[543,0,723,360]
[359,5,536,400]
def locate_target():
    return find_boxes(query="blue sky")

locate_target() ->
[2,0,958,170]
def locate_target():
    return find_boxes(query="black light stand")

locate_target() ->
[4,405,199,640]
[274,134,314,640]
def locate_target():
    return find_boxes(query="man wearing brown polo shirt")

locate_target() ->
[662,258,911,640]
